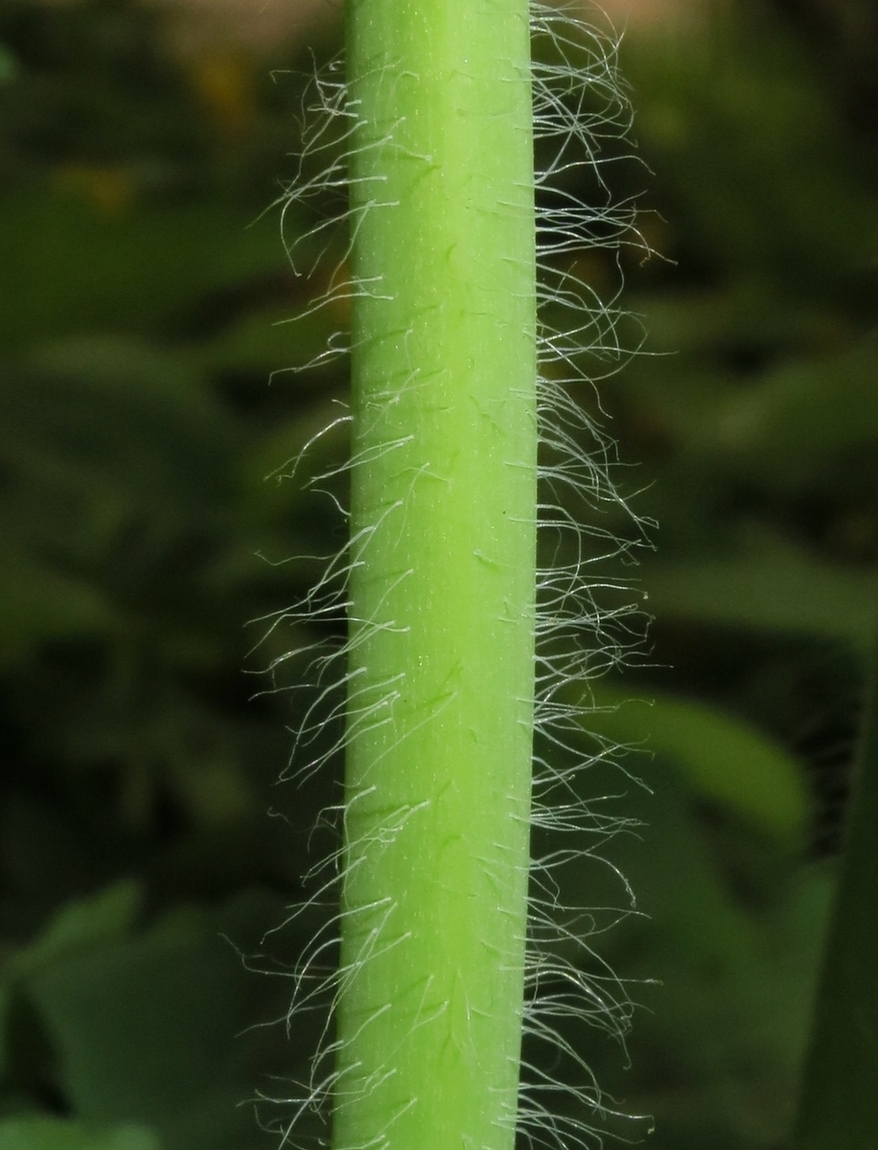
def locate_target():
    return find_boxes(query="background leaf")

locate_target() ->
[0,1117,161,1150]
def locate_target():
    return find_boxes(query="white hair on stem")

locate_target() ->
[249,3,655,1147]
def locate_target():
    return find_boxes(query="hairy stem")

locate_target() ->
[335,0,538,1147]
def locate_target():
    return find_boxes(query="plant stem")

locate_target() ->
[335,0,537,1147]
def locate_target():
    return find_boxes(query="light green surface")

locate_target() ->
[335,1,538,1148]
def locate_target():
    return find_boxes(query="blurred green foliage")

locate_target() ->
[793,641,878,1150]
[0,1,876,1148]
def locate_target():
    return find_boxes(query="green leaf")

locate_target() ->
[643,535,878,647]
[716,339,878,492]
[0,983,11,1081]
[585,682,810,847]
[6,882,142,983]
[0,42,17,84]
[0,548,121,670]
[794,635,878,1149]
[582,767,831,1148]
[0,189,287,351]
[2,338,236,538]
[0,884,142,1097]
[20,895,288,1150]
[0,1117,160,1150]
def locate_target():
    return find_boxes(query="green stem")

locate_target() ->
[335,0,537,1147]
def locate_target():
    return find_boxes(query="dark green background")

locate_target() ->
[1,1,877,1147]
